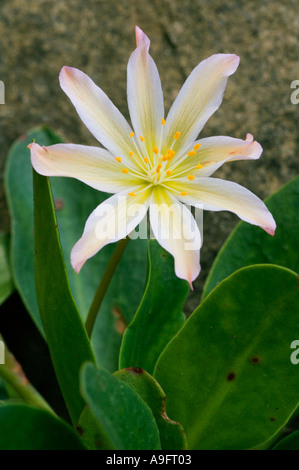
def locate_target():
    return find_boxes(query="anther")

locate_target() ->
[162,118,166,125]
[129,151,134,156]
[166,170,172,176]
[180,192,187,196]
[115,157,122,162]
[174,131,181,140]
[153,146,159,154]
[128,192,136,196]
[187,175,195,181]
[122,168,129,174]
[193,143,201,151]
[196,163,203,169]
[140,136,145,142]
[144,157,149,163]
[188,150,196,157]
[130,131,135,138]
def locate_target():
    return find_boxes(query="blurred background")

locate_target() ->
[0,0,298,306]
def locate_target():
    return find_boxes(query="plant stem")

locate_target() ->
[0,341,56,416]
[85,237,130,338]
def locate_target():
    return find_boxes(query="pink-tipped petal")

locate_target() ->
[163,54,240,159]
[149,187,201,285]
[30,142,143,193]
[59,66,137,163]
[127,26,164,155]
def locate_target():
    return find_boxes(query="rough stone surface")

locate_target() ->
[0,0,298,310]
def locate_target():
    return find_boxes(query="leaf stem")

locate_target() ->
[0,339,56,416]
[85,237,130,338]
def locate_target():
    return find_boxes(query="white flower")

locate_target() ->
[29,26,275,287]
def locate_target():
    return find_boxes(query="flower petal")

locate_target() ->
[59,66,139,164]
[29,142,145,193]
[149,187,201,286]
[162,54,240,159]
[71,185,152,273]
[127,26,164,154]
[166,178,276,235]
[169,133,262,177]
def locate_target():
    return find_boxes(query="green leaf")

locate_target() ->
[4,127,147,371]
[80,363,161,450]
[203,175,299,299]
[154,265,299,450]
[0,233,14,305]
[119,240,188,374]
[33,169,95,425]
[272,431,299,450]
[114,368,187,450]
[0,403,86,450]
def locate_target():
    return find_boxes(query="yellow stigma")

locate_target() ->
[122,168,129,174]
[193,143,201,151]
[188,150,196,157]
[196,163,203,169]
[130,131,135,138]
[129,151,134,156]
[162,118,166,125]
[153,146,159,154]
[128,192,136,196]
[144,157,149,163]
[187,175,195,181]
[174,131,181,140]
[180,192,187,196]
[140,136,145,142]
[166,170,172,176]
[115,156,122,163]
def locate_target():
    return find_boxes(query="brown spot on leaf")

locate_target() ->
[227,372,236,381]
[54,198,64,211]
[112,306,127,334]
[270,417,275,421]
[76,426,83,436]
[251,356,260,364]
[127,367,143,375]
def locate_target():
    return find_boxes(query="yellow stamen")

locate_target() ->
[144,157,149,163]
[166,170,172,176]
[128,192,136,196]
[153,146,159,154]
[188,150,196,157]
[174,131,181,140]
[140,136,145,142]
[129,151,134,156]
[156,163,162,173]
[193,143,201,151]
[180,192,187,196]
[122,168,129,174]
[187,175,195,181]
[130,131,135,138]
[115,156,122,163]
[196,163,203,169]
[162,118,166,125]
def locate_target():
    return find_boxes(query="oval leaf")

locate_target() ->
[154,265,299,450]
[114,367,187,450]
[80,363,161,450]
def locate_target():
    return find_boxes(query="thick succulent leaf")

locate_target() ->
[33,169,95,425]
[115,367,187,450]
[154,265,299,450]
[80,363,161,450]
[0,403,86,450]
[0,233,13,305]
